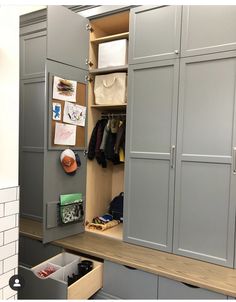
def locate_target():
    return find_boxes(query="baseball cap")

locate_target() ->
[60,149,77,174]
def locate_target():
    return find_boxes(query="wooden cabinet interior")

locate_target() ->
[85,10,130,240]
[89,11,129,70]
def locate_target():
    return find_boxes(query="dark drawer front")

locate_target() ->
[103,260,158,299]
[19,235,62,267]
[158,276,227,300]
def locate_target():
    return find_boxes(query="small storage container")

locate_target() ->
[98,39,128,69]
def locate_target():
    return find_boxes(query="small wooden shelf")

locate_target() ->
[86,223,123,241]
[89,65,128,75]
[91,32,129,44]
[91,104,127,110]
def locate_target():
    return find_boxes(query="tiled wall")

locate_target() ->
[0,187,19,300]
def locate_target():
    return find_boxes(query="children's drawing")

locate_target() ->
[53,76,77,102]
[63,102,86,127]
[54,122,76,146]
[52,102,61,120]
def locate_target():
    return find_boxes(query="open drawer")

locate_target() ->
[18,252,103,300]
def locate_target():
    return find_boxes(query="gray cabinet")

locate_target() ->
[20,6,89,243]
[103,260,158,299]
[158,276,227,299]
[124,59,179,252]
[47,6,89,70]
[129,5,182,64]
[181,6,236,57]
[173,51,236,267]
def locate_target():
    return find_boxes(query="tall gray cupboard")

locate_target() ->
[124,5,236,267]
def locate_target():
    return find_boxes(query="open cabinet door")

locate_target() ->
[42,59,88,244]
[47,6,89,70]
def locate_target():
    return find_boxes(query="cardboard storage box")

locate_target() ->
[98,39,128,68]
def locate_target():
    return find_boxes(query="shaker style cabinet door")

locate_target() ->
[124,59,179,252]
[181,6,236,57]
[173,51,236,267]
[47,6,89,70]
[129,5,182,64]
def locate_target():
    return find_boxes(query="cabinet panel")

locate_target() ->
[129,5,181,64]
[158,276,227,299]
[103,260,158,299]
[20,31,46,78]
[181,57,235,156]
[47,6,89,70]
[20,78,45,148]
[20,151,43,220]
[130,62,176,153]
[173,52,236,267]
[181,6,236,57]
[124,60,179,251]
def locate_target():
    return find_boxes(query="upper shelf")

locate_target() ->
[89,65,128,75]
[91,32,129,44]
[91,104,127,110]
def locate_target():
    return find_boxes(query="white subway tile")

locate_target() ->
[4,228,18,245]
[0,289,3,299]
[7,294,17,300]
[0,242,15,261]
[3,285,16,300]
[0,260,3,274]
[0,204,4,217]
[0,216,15,233]
[5,201,19,216]
[0,188,16,204]
[3,255,18,273]
[15,241,18,254]
[15,214,19,227]
[0,270,15,288]
[0,232,3,246]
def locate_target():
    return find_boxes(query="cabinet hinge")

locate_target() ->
[86,59,93,67]
[85,75,93,82]
[86,24,93,31]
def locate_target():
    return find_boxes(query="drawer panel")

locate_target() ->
[19,235,62,267]
[19,253,103,300]
[158,276,227,299]
[103,260,158,299]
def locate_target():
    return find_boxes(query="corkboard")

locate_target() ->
[50,81,86,149]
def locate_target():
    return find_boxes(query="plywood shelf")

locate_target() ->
[91,104,127,110]
[91,32,129,44]
[89,65,128,75]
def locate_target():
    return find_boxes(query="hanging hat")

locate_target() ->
[60,149,77,174]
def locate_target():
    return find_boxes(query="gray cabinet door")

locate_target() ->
[173,51,236,267]
[181,6,236,57]
[47,6,89,70]
[43,60,88,244]
[129,6,182,64]
[124,59,179,252]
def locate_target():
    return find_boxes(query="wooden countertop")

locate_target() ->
[20,218,236,297]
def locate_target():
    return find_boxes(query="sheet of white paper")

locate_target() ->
[63,102,86,127]
[52,102,61,121]
[54,122,76,146]
[53,76,77,102]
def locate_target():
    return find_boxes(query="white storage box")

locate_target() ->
[98,39,128,69]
